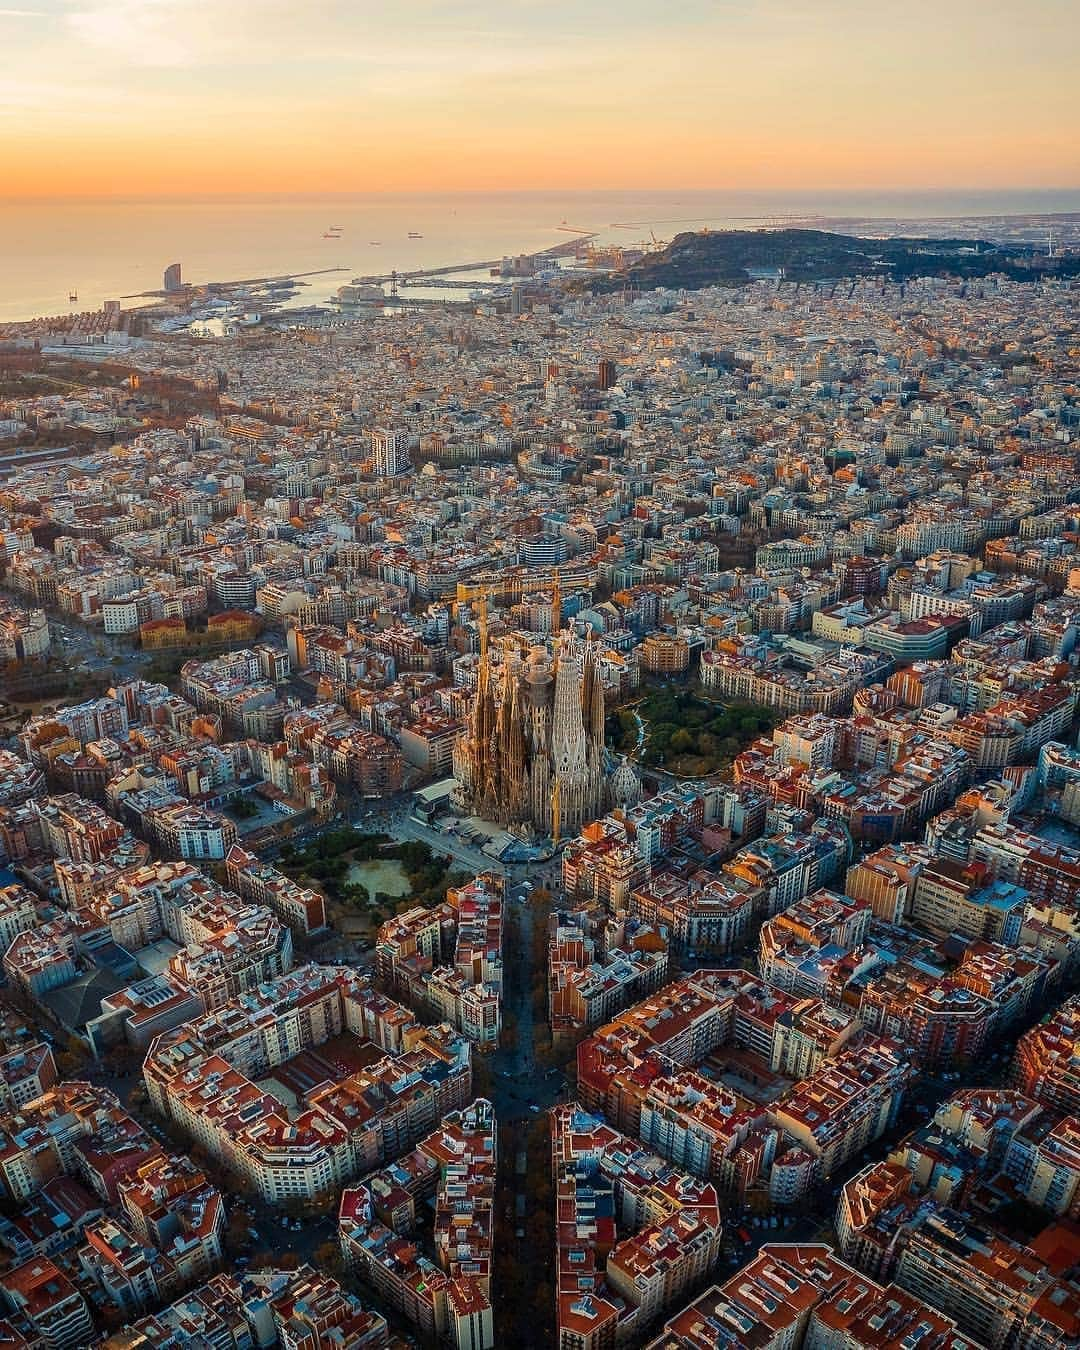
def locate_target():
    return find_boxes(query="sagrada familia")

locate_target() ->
[452,589,615,842]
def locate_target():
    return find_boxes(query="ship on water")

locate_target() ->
[408,231,423,238]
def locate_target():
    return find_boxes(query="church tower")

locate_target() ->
[454,621,611,838]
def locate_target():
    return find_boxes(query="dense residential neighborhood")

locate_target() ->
[0,251,1077,1349]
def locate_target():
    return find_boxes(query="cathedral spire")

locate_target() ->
[477,592,490,661]
[455,628,609,840]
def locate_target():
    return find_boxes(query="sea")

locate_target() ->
[1,188,1078,323]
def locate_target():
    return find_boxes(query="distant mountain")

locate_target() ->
[582,228,1076,292]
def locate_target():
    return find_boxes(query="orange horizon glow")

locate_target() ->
[0,0,1076,201]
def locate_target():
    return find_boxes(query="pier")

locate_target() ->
[349,234,595,288]
[396,277,503,291]
[118,235,594,304]
[120,267,349,300]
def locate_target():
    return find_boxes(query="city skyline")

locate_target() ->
[1,0,1077,198]
[0,189,1079,1347]
[1,4,1080,1347]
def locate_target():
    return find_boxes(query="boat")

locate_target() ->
[322,232,340,239]
[369,241,382,246]
[69,289,78,303]
[408,232,423,239]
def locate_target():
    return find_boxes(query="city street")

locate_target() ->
[394,811,507,876]
[46,615,153,684]
[64,784,1048,1341]
[353,797,567,889]
[489,882,564,1118]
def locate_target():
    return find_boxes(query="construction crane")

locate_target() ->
[457,580,498,604]
[457,576,523,607]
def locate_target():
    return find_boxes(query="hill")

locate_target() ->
[582,228,1076,292]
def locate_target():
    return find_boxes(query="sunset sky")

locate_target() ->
[1,0,1077,198]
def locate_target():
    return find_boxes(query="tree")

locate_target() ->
[251,1248,301,1270]
[669,727,694,754]
[230,796,259,820]
[225,1210,254,1254]
[532,1279,554,1320]
[313,1239,344,1276]
[56,1035,87,1077]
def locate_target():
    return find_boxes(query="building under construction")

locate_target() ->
[452,587,610,842]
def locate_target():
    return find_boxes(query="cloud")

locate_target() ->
[61,0,617,87]
[66,0,236,67]
[2,0,1073,194]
